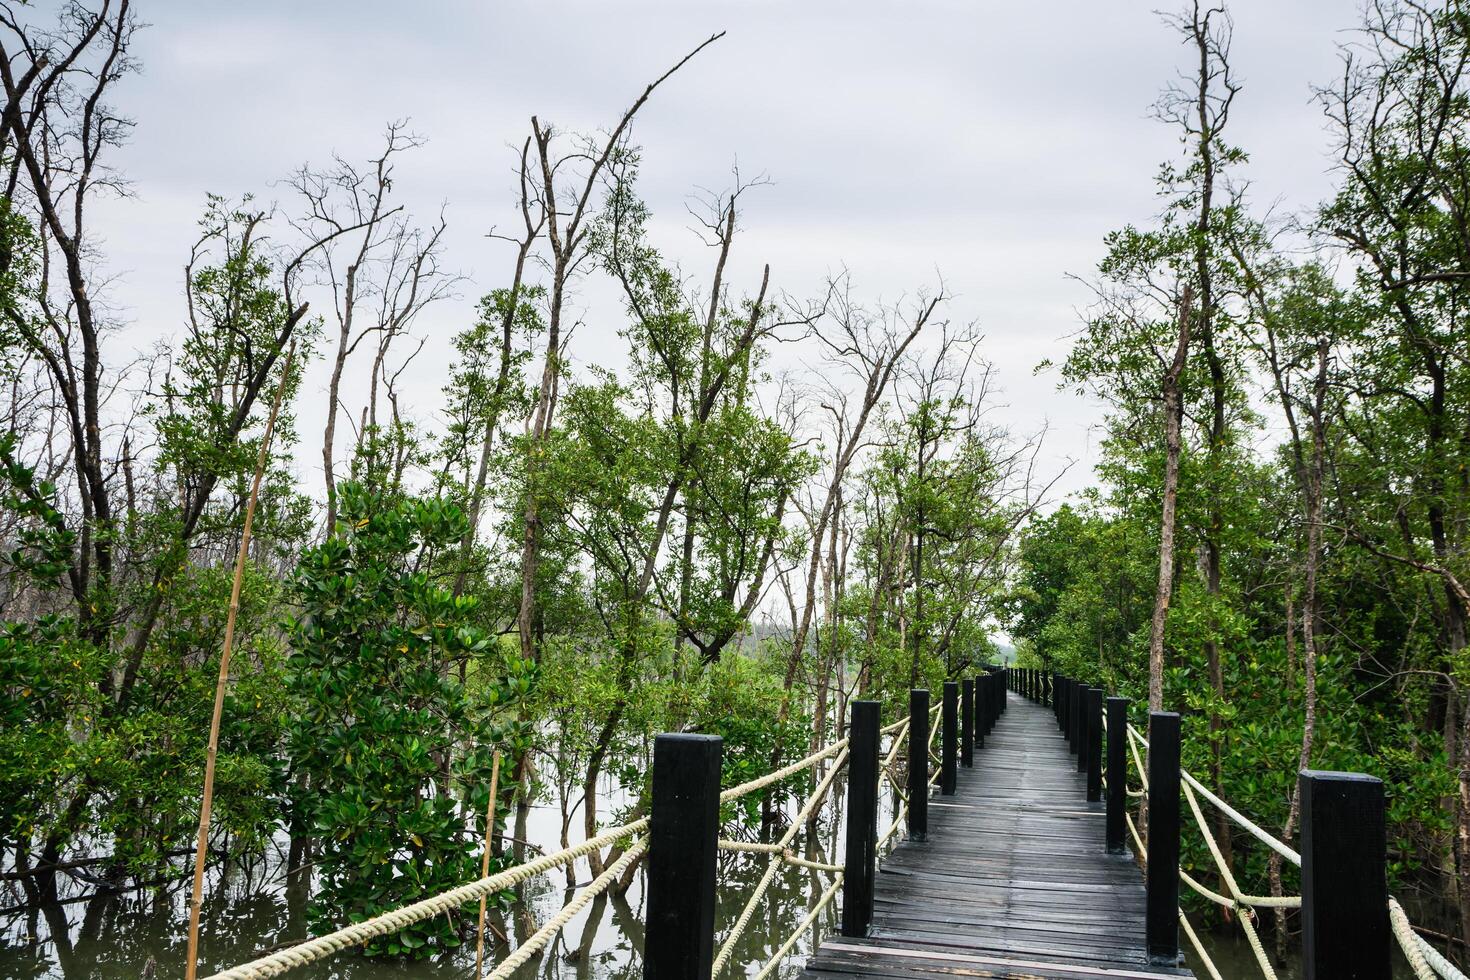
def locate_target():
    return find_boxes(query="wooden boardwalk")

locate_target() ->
[803,691,1195,980]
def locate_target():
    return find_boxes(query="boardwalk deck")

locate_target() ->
[802,691,1195,980]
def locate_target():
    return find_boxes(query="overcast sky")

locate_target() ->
[91,1,1360,502]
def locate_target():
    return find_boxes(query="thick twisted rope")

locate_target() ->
[717,839,843,873]
[211,732,860,979]
[721,738,848,803]
[1120,718,1470,980]
[202,819,647,980]
[1128,724,1290,980]
[879,798,910,852]
[1392,897,1440,980]
[484,839,646,980]
[711,748,850,975]
[1391,897,1468,980]
[1179,908,1226,980]
[1181,768,1301,867]
[750,872,844,980]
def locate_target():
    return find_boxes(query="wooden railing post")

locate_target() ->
[1300,770,1390,980]
[1086,687,1103,801]
[961,678,974,768]
[941,681,958,796]
[1075,685,1090,774]
[1076,681,1087,758]
[908,688,929,841]
[974,675,987,750]
[1055,675,1065,727]
[1063,677,1074,739]
[1106,696,1128,854]
[841,701,880,938]
[1145,712,1181,966]
[646,733,722,980]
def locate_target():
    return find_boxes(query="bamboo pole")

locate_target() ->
[475,750,503,978]
[184,343,295,980]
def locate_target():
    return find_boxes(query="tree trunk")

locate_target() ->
[1148,285,1192,713]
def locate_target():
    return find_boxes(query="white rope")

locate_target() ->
[783,853,844,874]
[1180,909,1227,980]
[718,840,843,873]
[711,748,850,976]
[721,738,848,803]
[878,799,910,852]
[1180,779,1284,979]
[484,839,646,980]
[751,873,844,980]
[719,840,783,854]
[1392,897,1440,980]
[203,818,647,980]
[208,729,860,979]
[1181,768,1301,867]
[1392,897,1468,980]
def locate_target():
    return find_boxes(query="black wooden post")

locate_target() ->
[974,675,987,750]
[1075,685,1090,773]
[1059,676,1069,735]
[1086,687,1104,801]
[841,701,880,938]
[961,678,974,768]
[1106,696,1128,854]
[1076,681,1087,758]
[1145,712,1181,966]
[1300,771,1389,980]
[646,733,722,980]
[941,681,958,796]
[908,688,929,841]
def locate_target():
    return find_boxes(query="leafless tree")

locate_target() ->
[286,122,454,531]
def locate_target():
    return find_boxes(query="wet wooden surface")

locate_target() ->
[801,691,1194,980]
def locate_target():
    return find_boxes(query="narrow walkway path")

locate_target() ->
[802,691,1195,980]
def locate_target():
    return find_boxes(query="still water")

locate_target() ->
[0,758,1399,980]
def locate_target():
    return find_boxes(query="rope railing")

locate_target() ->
[721,703,938,978]
[202,818,649,980]
[1115,715,1462,980]
[711,746,851,975]
[484,839,647,980]
[207,677,1003,980]
[205,724,866,980]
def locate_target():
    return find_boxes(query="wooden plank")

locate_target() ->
[800,691,1195,980]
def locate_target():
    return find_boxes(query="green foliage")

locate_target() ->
[286,482,533,956]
